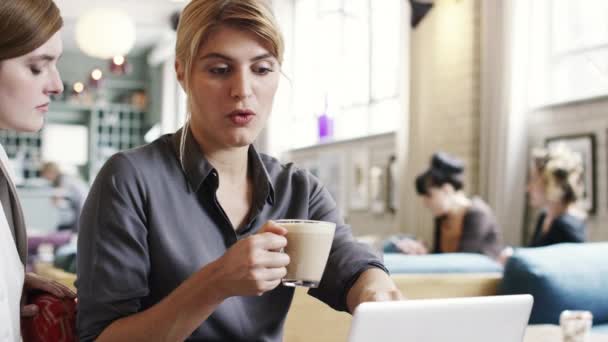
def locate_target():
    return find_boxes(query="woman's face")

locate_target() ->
[422,186,452,217]
[178,26,280,150]
[0,32,63,132]
[527,167,547,208]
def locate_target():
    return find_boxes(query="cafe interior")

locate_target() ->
[6,0,608,340]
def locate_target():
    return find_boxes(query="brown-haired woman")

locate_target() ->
[76,1,403,341]
[0,0,74,340]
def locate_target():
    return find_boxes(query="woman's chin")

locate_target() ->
[11,117,44,133]
[225,135,255,148]
[225,130,259,148]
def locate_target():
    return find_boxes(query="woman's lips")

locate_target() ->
[36,104,49,112]
[228,110,255,126]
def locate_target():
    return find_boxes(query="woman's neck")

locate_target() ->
[446,192,472,219]
[545,201,568,220]
[191,128,249,183]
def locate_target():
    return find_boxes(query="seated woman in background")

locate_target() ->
[390,152,503,259]
[526,145,586,246]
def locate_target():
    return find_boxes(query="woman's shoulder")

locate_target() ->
[258,153,316,181]
[463,197,498,230]
[95,134,177,182]
[555,211,586,230]
[466,197,495,219]
[117,134,176,165]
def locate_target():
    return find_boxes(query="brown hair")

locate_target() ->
[175,0,284,166]
[0,0,63,60]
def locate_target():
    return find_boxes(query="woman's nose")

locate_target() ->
[230,71,252,100]
[45,69,64,95]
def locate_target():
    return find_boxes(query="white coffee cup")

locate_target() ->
[275,219,336,288]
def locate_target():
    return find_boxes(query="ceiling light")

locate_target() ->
[75,8,136,59]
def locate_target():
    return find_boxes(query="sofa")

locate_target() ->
[499,243,608,333]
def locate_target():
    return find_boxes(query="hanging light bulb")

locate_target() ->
[113,56,125,66]
[75,8,136,59]
[89,68,104,88]
[109,55,132,75]
[91,69,103,81]
[73,82,85,94]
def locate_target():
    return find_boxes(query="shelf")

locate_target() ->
[287,131,396,153]
[49,101,146,114]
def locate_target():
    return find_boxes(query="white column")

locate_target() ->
[396,0,412,235]
[479,0,532,246]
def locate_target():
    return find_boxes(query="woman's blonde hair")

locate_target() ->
[0,0,63,60]
[175,0,284,167]
[531,144,585,207]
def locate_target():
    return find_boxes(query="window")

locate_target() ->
[271,0,403,152]
[529,0,608,107]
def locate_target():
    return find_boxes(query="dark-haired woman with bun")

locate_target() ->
[392,152,503,259]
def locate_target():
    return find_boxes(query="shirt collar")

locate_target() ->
[171,127,275,205]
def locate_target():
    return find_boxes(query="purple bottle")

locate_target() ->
[317,95,333,142]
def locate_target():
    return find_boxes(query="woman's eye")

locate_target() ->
[209,66,230,75]
[30,66,42,75]
[254,66,274,75]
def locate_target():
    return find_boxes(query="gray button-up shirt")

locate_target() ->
[76,128,387,341]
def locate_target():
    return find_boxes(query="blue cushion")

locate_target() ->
[383,253,503,274]
[499,243,608,325]
[593,324,608,334]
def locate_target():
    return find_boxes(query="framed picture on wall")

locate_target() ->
[318,153,346,216]
[369,165,386,214]
[545,133,596,214]
[348,149,369,210]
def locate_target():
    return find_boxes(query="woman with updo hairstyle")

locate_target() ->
[1,0,74,340]
[392,152,503,259]
[527,144,586,247]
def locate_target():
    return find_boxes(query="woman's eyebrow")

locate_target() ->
[200,52,274,62]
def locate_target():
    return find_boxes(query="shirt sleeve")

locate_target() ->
[76,153,150,341]
[303,171,388,312]
[459,210,490,253]
[460,207,502,259]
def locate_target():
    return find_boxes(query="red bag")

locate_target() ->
[21,293,77,342]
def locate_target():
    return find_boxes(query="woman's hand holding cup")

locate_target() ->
[212,221,290,298]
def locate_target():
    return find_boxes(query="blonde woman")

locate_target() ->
[0,0,75,340]
[76,1,402,341]
[527,145,586,247]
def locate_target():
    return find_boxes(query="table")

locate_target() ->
[525,325,608,342]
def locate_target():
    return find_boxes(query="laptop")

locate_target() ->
[348,295,533,342]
